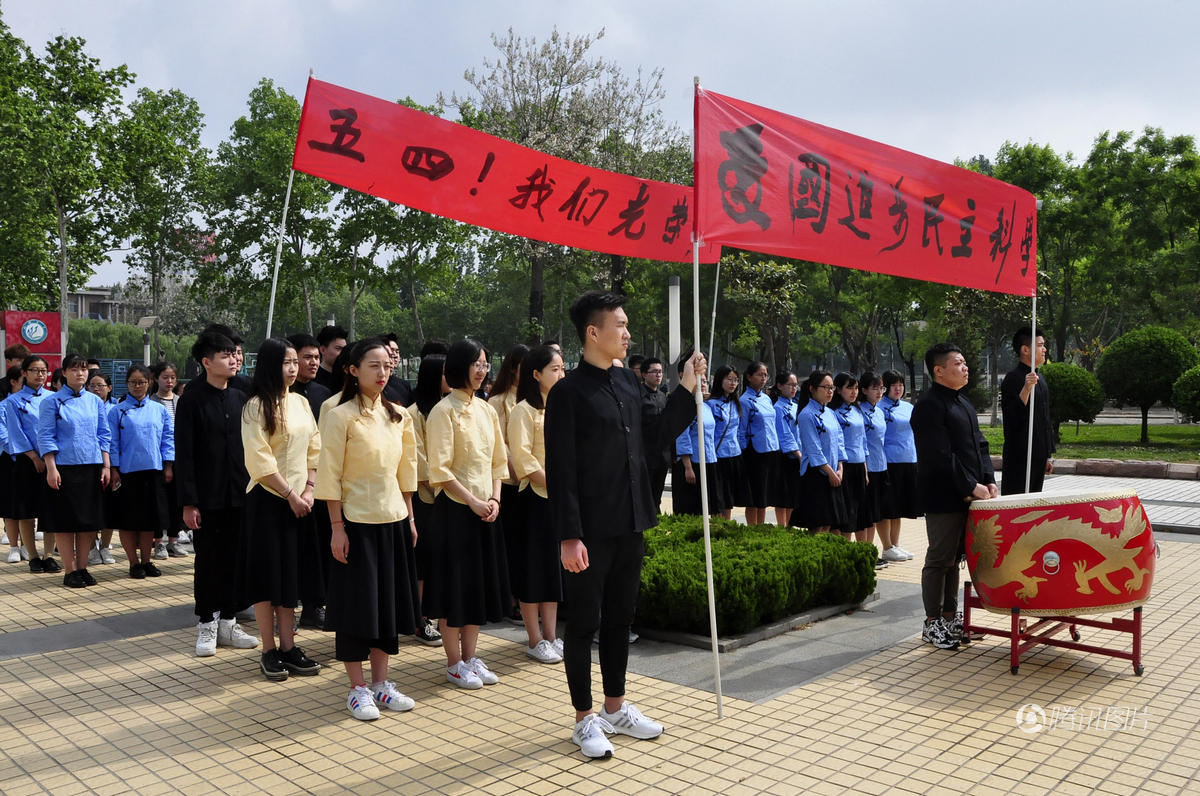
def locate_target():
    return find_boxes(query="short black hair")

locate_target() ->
[379,331,399,346]
[287,332,320,352]
[517,345,561,410]
[627,354,645,371]
[85,358,101,368]
[882,369,905,391]
[317,325,348,347]
[642,357,663,373]
[924,342,963,378]
[444,338,488,390]
[569,290,626,343]
[5,344,30,361]
[420,339,449,358]
[62,353,88,371]
[191,331,236,365]
[203,323,243,346]
[126,364,153,384]
[1012,326,1040,355]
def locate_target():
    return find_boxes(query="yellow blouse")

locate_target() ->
[426,388,507,504]
[314,393,418,524]
[507,399,547,499]
[405,404,435,506]
[241,393,321,497]
[488,388,519,485]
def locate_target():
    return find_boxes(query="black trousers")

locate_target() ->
[562,531,644,712]
[1001,456,1047,496]
[921,511,967,618]
[192,507,242,621]
[649,464,668,514]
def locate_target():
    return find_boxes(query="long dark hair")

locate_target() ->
[829,372,858,410]
[711,365,741,417]
[491,344,528,397]
[517,345,561,410]
[858,371,882,405]
[742,360,767,394]
[3,365,21,397]
[804,370,834,404]
[247,338,292,435]
[338,338,402,423]
[768,369,794,402]
[414,354,447,418]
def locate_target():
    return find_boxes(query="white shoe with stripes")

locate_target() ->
[599,702,663,739]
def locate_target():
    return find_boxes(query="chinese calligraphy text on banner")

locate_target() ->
[294,78,720,264]
[695,89,1037,296]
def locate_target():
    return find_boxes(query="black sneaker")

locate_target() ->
[277,645,321,676]
[41,557,62,573]
[141,561,162,577]
[921,618,960,650]
[875,557,889,569]
[298,605,326,631]
[947,612,972,644]
[79,569,97,586]
[29,557,45,574]
[129,563,146,579]
[63,570,85,588]
[260,649,289,681]
[415,618,442,646]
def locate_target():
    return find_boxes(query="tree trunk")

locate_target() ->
[152,252,162,359]
[609,253,627,295]
[1140,405,1150,445]
[529,251,545,340]
[301,277,314,334]
[408,272,425,344]
[989,338,1001,426]
[56,202,69,355]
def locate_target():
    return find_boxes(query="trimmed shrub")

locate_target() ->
[1039,361,1105,441]
[1174,365,1200,423]
[637,516,876,636]
[1096,326,1198,443]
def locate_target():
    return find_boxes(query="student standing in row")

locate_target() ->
[149,362,189,561]
[507,345,566,664]
[38,354,112,587]
[240,339,323,682]
[406,353,448,647]
[489,345,527,623]
[1,366,23,563]
[108,366,173,579]
[770,371,801,526]
[879,371,919,562]
[424,339,510,690]
[791,370,846,534]
[832,373,870,541]
[737,361,778,526]
[706,366,743,521]
[316,338,422,720]
[673,356,722,517]
[176,331,258,656]
[857,372,890,568]
[3,357,58,573]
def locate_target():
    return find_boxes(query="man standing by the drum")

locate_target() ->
[912,343,997,650]
[546,290,703,760]
[1000,327,1054,495]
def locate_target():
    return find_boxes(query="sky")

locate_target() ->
[8,0,1200,285]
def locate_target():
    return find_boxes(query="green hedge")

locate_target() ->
[637,515,877,636]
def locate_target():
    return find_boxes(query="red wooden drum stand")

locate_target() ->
[961,488,1155,676]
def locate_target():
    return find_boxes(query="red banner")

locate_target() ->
[293,78,719,264]
[695,88,1037,296]
[2,311,61,368]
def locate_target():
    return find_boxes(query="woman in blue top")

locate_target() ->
[789,370,846,533]
[769,371,801,527]
[831,373,870,541]
[4,356,60,574]
[879,370,919,562]
[86,368,120,564]
[858,372,889,567]
[706,366,743,521]
[38,354,112,587]
[108,365,174,579]
[2,366,23,563]
[673,357,722,516]
[736,361,778,526]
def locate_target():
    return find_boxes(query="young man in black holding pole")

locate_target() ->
[546,291,704,759]
[1000,327,1054,495]
[911,343,997,650]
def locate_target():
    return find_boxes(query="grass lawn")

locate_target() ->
[981,423,1200,463]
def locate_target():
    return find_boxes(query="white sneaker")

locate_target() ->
[217,619,259,649]
[176,530,191,544]
[6,548,20,564]
[882,546,906,562]
[466,656,499,685]
[552,637,564,657]
[372,680,415,712]
[525,639,563,664]
[18,545,30,562]
[896,546,915,560]
[87,546,103,565]
[34,530,43,541]
[445,661,483,690]
[100,547,116,565]
[195,621,217,656]
[153,542,169,560]
[571,714,615,759]
[599,701,664,739]
[347,685,380,721]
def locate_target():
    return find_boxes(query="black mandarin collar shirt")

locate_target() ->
[291,378,332,421]
[1000,362,1055,461]
[174,377,249,511]
[545,360,695,541]
[911,381,995,513]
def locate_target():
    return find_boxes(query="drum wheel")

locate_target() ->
[1134,665,1144,676]
[1070,627,1081,642]
[1010,665,1019,675]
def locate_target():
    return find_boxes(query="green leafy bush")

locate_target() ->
[1039,361,1105,441]
[638,516,876,636]
[1096,326,1198,443]
[1174,365,1200,423]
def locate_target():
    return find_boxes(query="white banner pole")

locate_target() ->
[1024,294,1037,493]
[265,168,296,340]
[708,260,721,364]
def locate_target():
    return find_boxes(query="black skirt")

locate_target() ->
[714,455,742,511]
[882,462,922,519]
[837,462,868,532]
[500,481,526,599]
[114,469,168,533]
[770,452,801,507]
[10,454,49,523]
[0,452,12,519]
[325,517,419,639]
[411,496,433,581]
[790,466,847,529]
[49,464,104,533]
[862,469,888,528]
[421,493,510,628]
[738,449,778,509]
[515,490,562,604]
[161,473,183,538]
[671,459,724,516]
[236,485,324,609]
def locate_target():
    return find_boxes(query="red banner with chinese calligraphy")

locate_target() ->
[695,88,1037,295]
[293,78,718,264]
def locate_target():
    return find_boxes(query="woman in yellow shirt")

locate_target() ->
[238,339,322,682]
[315,339,421,721]
[507,345,566,664]
[424,339,509,690]
[406,352,448,646]
[488,344,527,622]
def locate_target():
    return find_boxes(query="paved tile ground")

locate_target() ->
[0,474,1195,795]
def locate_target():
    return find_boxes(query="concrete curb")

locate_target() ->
[991,456,1200,480]
[635,591,880,653]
